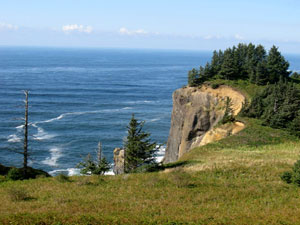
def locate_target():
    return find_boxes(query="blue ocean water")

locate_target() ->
[0,47,299,175]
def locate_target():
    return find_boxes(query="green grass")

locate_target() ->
[205,79,265,99]
[1,117,300,224]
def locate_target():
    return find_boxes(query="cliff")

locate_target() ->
[164,85,245,163]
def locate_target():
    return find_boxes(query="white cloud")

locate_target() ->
[62,24,93,34]
[0,22,18,31]
[203,35,222,40]
[119,27,148,35]
[234,34,244,40]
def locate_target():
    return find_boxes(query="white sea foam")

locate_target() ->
[149,117,161,122]
[48,167,114,176]
[126,100,157,104]
[36,107,132,125]
[105,169,115,175]
[33,126,56,141]
[155,145,166,163]
[7,134,22,143]
[41,147,63,167]
[16,124,24,129]
[48,168,81,176]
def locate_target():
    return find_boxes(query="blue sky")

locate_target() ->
[1,0,300,53]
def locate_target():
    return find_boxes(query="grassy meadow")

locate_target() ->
[1,118,300,224]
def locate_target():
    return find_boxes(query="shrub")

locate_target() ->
[220,97,235,124]
[211,83,220,89]
[56,173,71,183]
[7,168,25,181]
[281,159,300,186]
[0,164,11,175]
[292,172,300,186]
[281,171,292,184]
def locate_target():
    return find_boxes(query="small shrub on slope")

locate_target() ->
[281,159,300,186]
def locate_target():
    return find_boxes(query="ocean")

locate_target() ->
[0,47,299,175]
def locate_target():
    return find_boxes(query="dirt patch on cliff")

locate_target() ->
[200,85,245,116]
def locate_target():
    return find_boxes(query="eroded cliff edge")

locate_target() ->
[164,85,245,163]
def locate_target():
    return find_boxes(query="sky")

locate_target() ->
[0,0,300,53]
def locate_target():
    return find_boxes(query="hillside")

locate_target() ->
[1,113,300,224]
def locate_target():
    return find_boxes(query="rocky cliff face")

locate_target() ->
[164,85,245,163]
[113,148,125,175]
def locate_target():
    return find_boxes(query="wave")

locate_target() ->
[48,167,114,176]
[48,168,81,176]
[149,117,161,122]
[41,147,63,167]
[7,134,22,143]
[155,145,166,163]
[36,107,133,125]
[125,100,158,104]
[31,124,56,141]
[16,125,24,129]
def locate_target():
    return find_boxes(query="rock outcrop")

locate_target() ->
[164,85,245,163]
[113,148,125,175]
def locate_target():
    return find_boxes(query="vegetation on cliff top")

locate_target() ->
[188,43,292,86]
[188,43,300,138]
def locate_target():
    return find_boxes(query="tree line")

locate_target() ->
[241,80,300,137]
[188,43,291,86]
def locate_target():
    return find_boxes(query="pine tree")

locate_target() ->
[124,114,158,173]
[220,97,235,124]
[218,48,236,80]
[266,45,290,83]
[255,60,268,85]
[210,50,222,76]
[77,141,110,175]
[188,68,200,87]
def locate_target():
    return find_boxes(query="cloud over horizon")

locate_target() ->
[62,24,93,34]
[0,22,18,31]
[119,27,149,35]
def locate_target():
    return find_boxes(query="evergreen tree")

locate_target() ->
[210,50,222,75]
[124,114,158,173]
[220,97,235,124]
[255,60,268,85]
[188,68,200,87]
[291,72,300,79]
[266,46,290,83]
[218,48,236,80]
[77,142,110,175]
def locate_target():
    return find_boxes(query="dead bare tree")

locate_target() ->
[23,90,29,175]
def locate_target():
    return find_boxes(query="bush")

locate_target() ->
[281,159,300,186]
[211,83,220,89]
[6,167,50,181]
[0,164,11,175]
[281,171,292,184]
[7,168,25,181]
[56,173,71,183]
